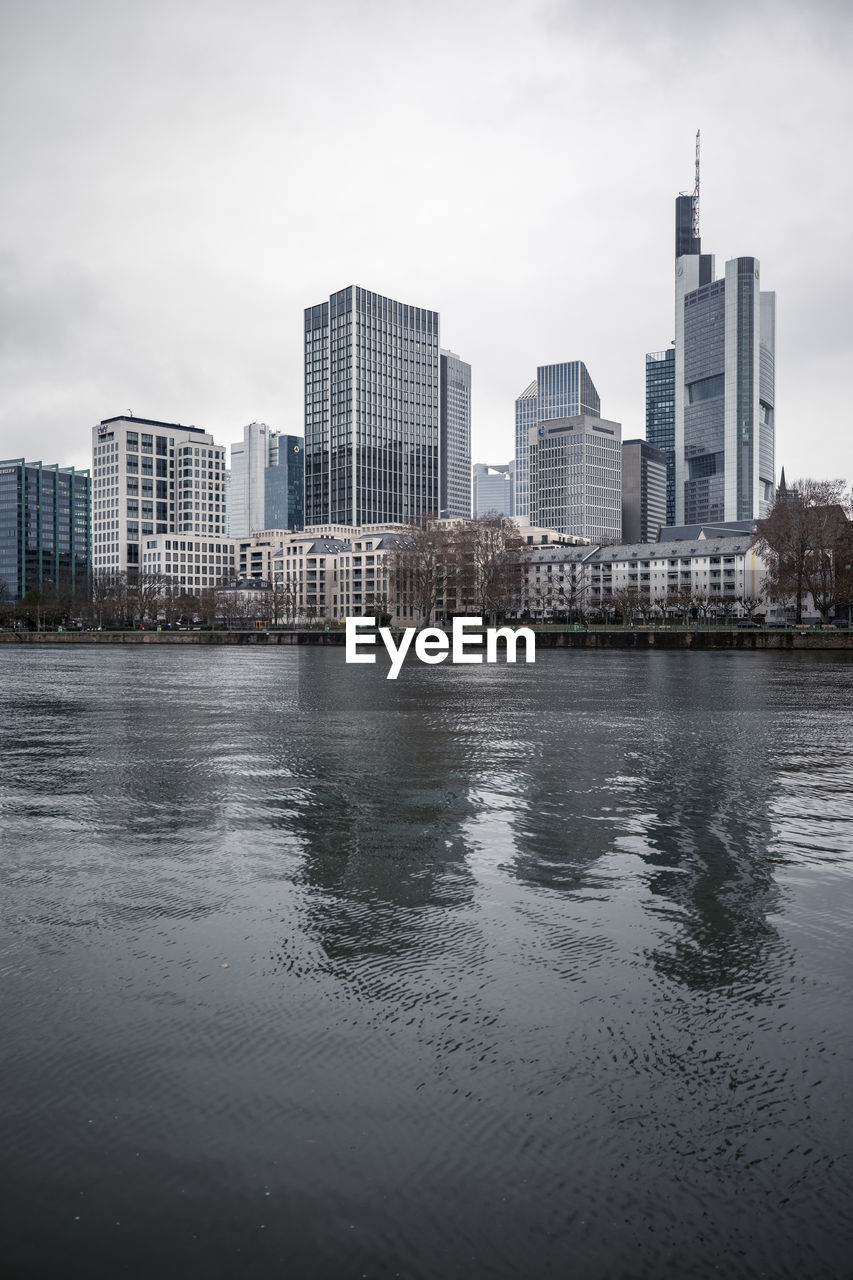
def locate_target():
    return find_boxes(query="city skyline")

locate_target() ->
[1,0,851,483]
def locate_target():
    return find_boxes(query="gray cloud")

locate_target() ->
[1,0,851,480]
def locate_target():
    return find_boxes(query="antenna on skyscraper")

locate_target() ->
[692,129,700,241]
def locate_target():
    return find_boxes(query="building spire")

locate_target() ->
[693,129,700,242]
[675,131,702,258]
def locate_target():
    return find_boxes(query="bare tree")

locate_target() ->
[549,561,589,622]
[457,516,525,623]
[754,478,848,622]
[611,586,641,625]
[666,586,695,624]
[737,591,765,622]
[692,590,714,624]
[130,572,167,627]
[389,520,449,625]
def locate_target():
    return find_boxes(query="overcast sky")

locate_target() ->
[1,0,851,483]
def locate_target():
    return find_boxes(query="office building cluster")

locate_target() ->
[0,142,784,612]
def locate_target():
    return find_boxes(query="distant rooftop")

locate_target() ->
[657,520,754,542]
[99,415,207,435]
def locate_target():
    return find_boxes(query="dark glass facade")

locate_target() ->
[621,439,667,543]
[675,193,700,259]
[682,275,727,524]
[305,286,440,526]
[0,459,91,601]
[645,348,676,526]
[264,435,305,531]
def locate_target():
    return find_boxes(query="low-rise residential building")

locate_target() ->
[140,535,237,591]
[520,534,770,620]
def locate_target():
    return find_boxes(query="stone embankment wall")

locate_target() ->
[2,628,852,651]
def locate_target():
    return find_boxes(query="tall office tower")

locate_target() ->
[439,349,471,518]
[90,416,225,577]
[621,439,667,543]
[514,362,600,519]
[671,139,775,524]
[528,415,622,542]
[645,348,676,525]
[0,458,91,600]
[304,285,440,526]
[229,421,279,538]
[472,462,514,518]
[264,434,305,530]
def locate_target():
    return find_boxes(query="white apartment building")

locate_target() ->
[91,415,226,577]
[140,536,237,591]
[521,533,768,619]
[273,536,351,619]
[237,529,290,583]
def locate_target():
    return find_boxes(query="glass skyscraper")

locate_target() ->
[646,157,776,528]
[304,285,440,526]
[645,348,676,525]
[621,439,667,544]
[0,458,91,601]
[674,253,775,524]
[439,349,471,518]
[228,423,305,535]
[663,152,776,526]
[264,435,305,531]
[514,362,600,520]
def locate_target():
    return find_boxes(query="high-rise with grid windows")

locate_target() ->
[654,147,776,525]
[0,458,90,601]
[439,349,471,518]
[304,286,443,527]
[513,362,600,521]
[90,416,226,579]
[645,348,676,526]
[674,251,775,524]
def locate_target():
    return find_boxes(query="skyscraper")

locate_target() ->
[621,439,667,544]
[645,348,676,525]
[304,285,441,526]
[472,462,514,518]
[0,458,90,600]
[90,416,225,578]
[439,349,471,518]
[514,362,600,520]
[670,142,775,524]
[265,435,304,531]
[229,422,271,537]
[528,415,622,542]
[228,422,305,535]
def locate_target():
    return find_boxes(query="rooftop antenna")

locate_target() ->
[692,129,700,241]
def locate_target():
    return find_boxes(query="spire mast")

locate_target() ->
[693,129,701,242]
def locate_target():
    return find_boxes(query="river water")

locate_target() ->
[1,646,852,1279]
